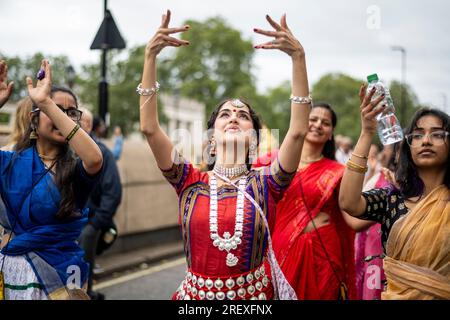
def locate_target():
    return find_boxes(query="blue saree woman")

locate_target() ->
[0,59,103,300]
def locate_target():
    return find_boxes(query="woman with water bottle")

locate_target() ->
[339,81,450,299]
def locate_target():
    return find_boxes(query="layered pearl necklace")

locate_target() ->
[210,165,248,267]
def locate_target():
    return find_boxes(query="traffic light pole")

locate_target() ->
[99,48,108,124]
[90,0,125,126]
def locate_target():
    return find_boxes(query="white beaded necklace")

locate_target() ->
[209,174,247,267]
[213,164,248,179]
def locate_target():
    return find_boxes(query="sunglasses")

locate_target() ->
[33,104,83,121]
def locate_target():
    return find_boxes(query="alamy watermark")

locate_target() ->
[366,5,381,30]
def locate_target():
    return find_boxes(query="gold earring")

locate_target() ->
[30,127,38,140]
[210,138,216,157]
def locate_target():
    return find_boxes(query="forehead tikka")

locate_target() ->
[230,99,246,108]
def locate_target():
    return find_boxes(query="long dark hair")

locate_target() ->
[206,98,262,171]
[15,85,80,220]
[395,107,450,198]
[311,102,337,161]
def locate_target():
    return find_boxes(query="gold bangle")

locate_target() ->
[352,152,368,160]
[347,160,368,170]
[346,160,368,173]
[346,165,367,174]
[65,124,80,142]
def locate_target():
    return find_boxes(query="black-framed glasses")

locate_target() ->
[405,130,449,148]
[32,104,82,121]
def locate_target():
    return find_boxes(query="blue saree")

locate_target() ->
[0,146,101,299]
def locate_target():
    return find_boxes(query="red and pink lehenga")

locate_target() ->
[271,157,356,300]
[161,154,295,300]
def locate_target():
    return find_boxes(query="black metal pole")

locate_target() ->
[98,0,109,124]
[99,49,108,123]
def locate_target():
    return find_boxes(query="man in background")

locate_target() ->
[79,108,122,300]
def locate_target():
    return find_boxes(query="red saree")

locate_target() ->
[272,158,356,299]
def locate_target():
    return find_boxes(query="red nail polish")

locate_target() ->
[253,28,258,32]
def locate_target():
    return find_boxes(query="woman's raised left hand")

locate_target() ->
[254,14,305,60]
[26,59,53,108]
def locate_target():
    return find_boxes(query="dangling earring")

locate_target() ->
[249,141,257,162]
[209,137,216,157]
[30,126,38,140]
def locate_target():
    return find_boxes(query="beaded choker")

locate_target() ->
[213,165,248,179]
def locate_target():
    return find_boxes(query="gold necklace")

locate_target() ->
[300,155,324,164]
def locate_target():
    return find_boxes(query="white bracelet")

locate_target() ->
[136,82,160,96]
[290,94,312,105]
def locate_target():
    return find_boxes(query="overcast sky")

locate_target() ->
[1,0,449,114]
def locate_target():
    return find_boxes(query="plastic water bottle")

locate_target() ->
[366,74,404,145]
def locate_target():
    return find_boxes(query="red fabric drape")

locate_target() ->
[272,158,356,299]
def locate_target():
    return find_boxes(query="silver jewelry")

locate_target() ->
[249,143,257,161]
[213,165,248,178]
[210,175,246,267]
[136,82,160,96]
[230,99,246,108]
[290,93,312,105]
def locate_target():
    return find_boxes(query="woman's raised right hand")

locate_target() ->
[358,83,386,136]
[145,10,190,59]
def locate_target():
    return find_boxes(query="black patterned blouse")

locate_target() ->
[359,188,409,252]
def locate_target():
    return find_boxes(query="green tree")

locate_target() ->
[258,81,291,140]
[0,52,73,102]
[312,73,364,142]
[77,16,259,134]
[388,80,422,127]
[76,47,168,135]
[162,16,257,115]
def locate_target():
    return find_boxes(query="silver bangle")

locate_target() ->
[136,82,160,96]
[290,94,312,105]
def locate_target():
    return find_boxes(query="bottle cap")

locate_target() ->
[367,74,379,83]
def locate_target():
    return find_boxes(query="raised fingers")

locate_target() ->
[161,9,171,28]
[362,91,384,115]
[361,86,376,109]
[159,25,190,35]
[254,42,280,50]
[253,28,284,37]
[359,84,367,103]
[280,13,291,31]
[160,34,189,47]
[26,76,34,92]
[0,60,7,82]
[265,14,282,31]
[44,59,52,84]
[365,98,386,119]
